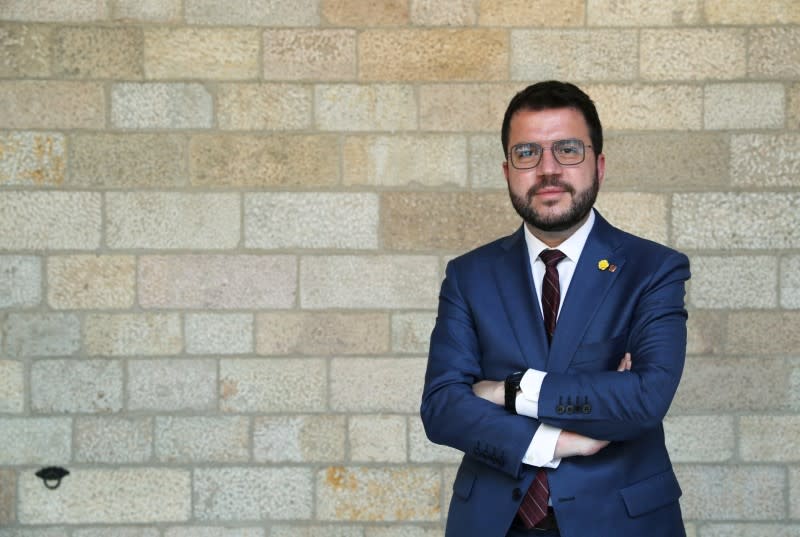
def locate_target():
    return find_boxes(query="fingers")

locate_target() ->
[617,352,632,371]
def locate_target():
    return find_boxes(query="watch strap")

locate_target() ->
[504,371,524,413]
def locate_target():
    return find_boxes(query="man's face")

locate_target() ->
[502,107,605,238]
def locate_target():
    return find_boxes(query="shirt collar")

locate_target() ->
[523,208,596,263]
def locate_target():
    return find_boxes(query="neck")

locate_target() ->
[525,213,591,248]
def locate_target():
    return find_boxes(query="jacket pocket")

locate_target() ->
[452,466,476,500]
[619,468,682,518]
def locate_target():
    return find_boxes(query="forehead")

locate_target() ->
[508,107,590,143]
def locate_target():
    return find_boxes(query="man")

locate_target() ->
[421,81,689,537]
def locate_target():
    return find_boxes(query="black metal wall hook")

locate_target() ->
[35,466,69,490]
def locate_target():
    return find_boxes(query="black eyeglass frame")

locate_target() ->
[508,139,594,170]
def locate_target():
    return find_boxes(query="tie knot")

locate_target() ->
[539,249,566,267]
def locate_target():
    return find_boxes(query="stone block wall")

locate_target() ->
[1,0,798,535]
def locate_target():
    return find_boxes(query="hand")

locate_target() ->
[617,352,632,371]
[554,430,610,458]
[472,380,504,406]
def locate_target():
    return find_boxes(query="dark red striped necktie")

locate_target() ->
[517,248,566,528]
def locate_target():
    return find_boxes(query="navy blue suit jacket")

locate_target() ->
[421,211,690,537]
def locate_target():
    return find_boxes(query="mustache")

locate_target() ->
[526,177,576,199]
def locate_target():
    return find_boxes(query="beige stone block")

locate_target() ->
[144,28,258,80]
[317,466,440,521]
[750,27,800,78]
[165,528,263,537]
[595,192,668,244]
[673,193,800,250]
[411,0,477,25]
[1,0,107,22]
[54,26,143,79]
[111,83,212,129]
[256,312,389,355]
[366,527,444,537]
[349,415,407,463]
[409,418,461,463]
[330,357,426,412]
[271,527,362,537]
[316,84,417,131]
[731,134,800,187]
[245,192,378,249]
[792,467,800,519]
[112,0,181,21]
[663,415,734,462]
[190,134,339,187]
[253,415,346,462]
[75,417,152,463]
[0,132,65,186]
[220,358,326,413]
[48,255,135,309]
[603,133,728,188]
[688,256,777,309]
[790,83,800,130]
[740,416,800,462]
[323,0,408,25]
[0,360,24,413]
[185,313,253,355]
[392,312,436,354]
[84,313,182,356]
[194,467,312,520]
[128,359,217,412]
[470,134,506,189]
[0,468,15,525]
[512,30,637,82]
[0,81,104,129]
[156,416,249,463]
[300,256,439,309]
[185,0,319,26]
[676,465,785,520]
[0,418,71,465]
[705,83,784,130]
[360,29,506,81]
[343,135,467,187]
[18,468,191,524]
[139,255,296,309]
[5,313,80,357]
[381,192,520,251]
[0,192,100,250]
[700,524,800,537]
[686,310,725,356]
[31,359,123,413]
[587,84,703,131]
[782,256,800,309]
[75,529,160,537]
[706,0,800,24]
[0,24,52,77]
[479,0,583,26]
[0,256,41,308]
[587,0,701,26]
[673,358,793,412]
[70,133,187,187]
[727,312,800,355]
[263,29,356,81]
[106,192,239,249]
[0,529,69,537]
[419,83,524,132]
[218,84,311,130]
[641,29,745,81]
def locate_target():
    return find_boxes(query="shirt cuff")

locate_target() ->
[522,424,563,469]
[515,368,547,418]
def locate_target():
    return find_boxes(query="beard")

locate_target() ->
[509,172,600,232]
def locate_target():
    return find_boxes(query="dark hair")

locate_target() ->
[501,80,603,158]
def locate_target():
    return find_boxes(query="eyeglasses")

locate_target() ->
[509,139,593,169]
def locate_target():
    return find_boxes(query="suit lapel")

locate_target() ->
[493,226,550,369]
[547,213,626,373]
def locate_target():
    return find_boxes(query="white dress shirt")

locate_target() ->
[517,209,596,468]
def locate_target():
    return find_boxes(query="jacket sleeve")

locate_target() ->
[420,260,540,479]
[537,251,691,441]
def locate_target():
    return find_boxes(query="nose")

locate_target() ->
[537,146,562,175]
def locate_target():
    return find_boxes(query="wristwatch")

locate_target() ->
[504,371,525,413]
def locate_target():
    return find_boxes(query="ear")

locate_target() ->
[596,153,606,187]
[502,160,510,184]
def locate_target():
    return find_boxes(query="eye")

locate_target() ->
[555,139,582,155]
[514,143,540,158]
